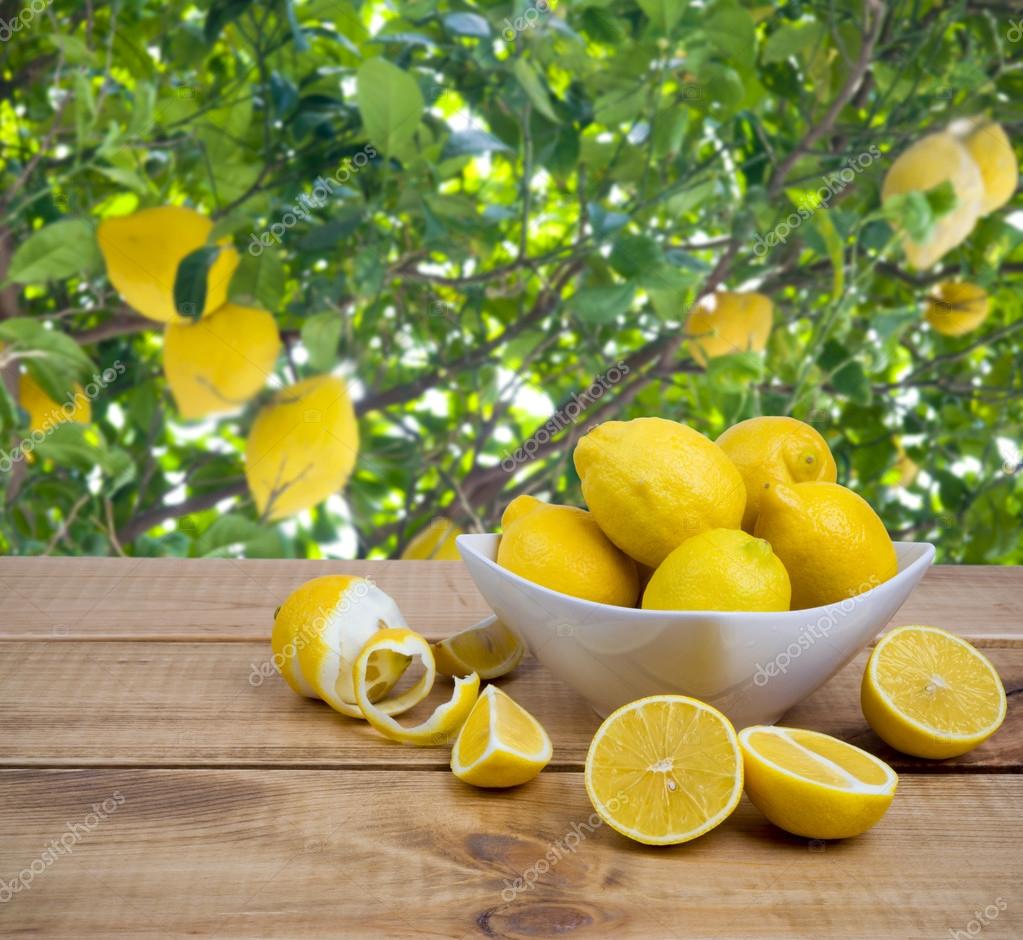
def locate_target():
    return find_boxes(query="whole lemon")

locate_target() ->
[881,132,984,270]
[753,481,897,609]
[244,375,359,520]
[573,417,746,568]
[716,416,837,532]
[952,118,1018,216]
[401,518,463,560]
[685,291,773,367]
[18,372,91,432]
[98,206,239,323]
[642,529,791,612]
[924,281,990,337]
[497,495,638,606]
[163,303,281,419]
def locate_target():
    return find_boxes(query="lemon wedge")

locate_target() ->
[862,625,1007,759]
[353,628,479,746]
[451,685,552,787]
[432,615,525,680]
[739,726,898,839]
[584,695,743,845]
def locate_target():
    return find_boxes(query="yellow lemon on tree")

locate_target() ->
[98,206,240,323]
[163,303,281,419]
[924,281,990,337]
[862,624,1007,759]
[881,131,984,270]
[497,495,638,606]
[685,291,773,367]
[245,374,359,520]
[716,416,838,532]
[642,528,791,612]
[573,417,746,568]
[753,481,897,609]
[401,517,463,560]
[951,118,1018,216]
[18,372,91,432]
[271,575,412,718]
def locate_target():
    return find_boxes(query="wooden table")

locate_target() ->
[1,558,1020,939]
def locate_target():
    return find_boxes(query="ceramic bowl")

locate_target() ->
[456,534,935,727]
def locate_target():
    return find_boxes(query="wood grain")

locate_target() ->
[1,641,1018,771]
[1,558,1020,641]
[0,770,1020,939]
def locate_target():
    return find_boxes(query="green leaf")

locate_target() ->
[204,0,255,43]
[636,0,685,33]
[196,513,283,558]
[442,12,490,37]
[301,313,344,372]
[356,58,425,156]
[512,59,560,123]
[47,34,97,66]
[704,0,756,63]
[811,208,845,300]
[610,234,663,279]
[831,360,872,406]
[569,283,635,323]
[442,129,513,158]
[5,220,102,285]
[230,249,285,312]
[763,20,826,65]
[705,351,765,391]
[0,319,94,403]
[32,423,99,469]
[173,245,221,319]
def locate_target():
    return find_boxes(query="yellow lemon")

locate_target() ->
[98,206,239,323]
[924,281,990,337]
[18,372,91,432]
[573,417,746,568]
[163,303,281,419]
[716,416,837,532]
[401,517,463,560]
[753,481,897,609]
[585,695,743,845]
[451,685,552,788]
[496,495,638,606]
[244,375,359,520]
[952,118,1018,215]
[739,726,898,840]
[353,627,480,746]
[892,440,919,487]
[271,575,412,718]
[881,131,984,270]
[432,615,525,680]
[685,291,773,367]
[862,625,1007,759]
[642,529,791,612]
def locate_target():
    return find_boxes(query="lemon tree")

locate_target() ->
[0,2,1020,562]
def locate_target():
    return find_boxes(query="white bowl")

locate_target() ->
[456,534,935,727]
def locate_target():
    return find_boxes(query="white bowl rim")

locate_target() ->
[456,533,935,620]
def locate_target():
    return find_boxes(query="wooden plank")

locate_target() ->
[0,770,1019,939]
[0,558,1020,641]
[1,641,1018,771]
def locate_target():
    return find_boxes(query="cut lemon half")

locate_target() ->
[451,686,552,787]
[432,615,525,680]
[272,576,413,718]
[739,726,897,839]
[584,695,743,846]
[354,628,480,746]
[862,624,1007,759]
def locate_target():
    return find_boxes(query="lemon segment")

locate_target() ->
[432,615,525,680]
[739,726,897,839]
[862,625,1007,759]
[584,695,743,846]
[451,686,552,787]
[272,575,413,718]
[353,627,480,746]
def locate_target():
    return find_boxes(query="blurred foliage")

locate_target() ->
[0,0,1020,562]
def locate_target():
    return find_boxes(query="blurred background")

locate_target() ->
[0,0,1020,562]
